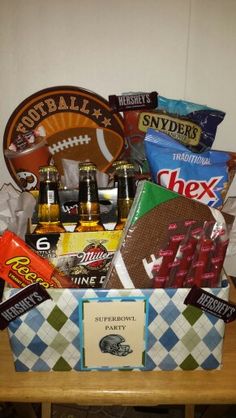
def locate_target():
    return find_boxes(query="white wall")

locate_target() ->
[1,0,236,193]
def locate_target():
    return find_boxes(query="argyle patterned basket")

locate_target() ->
[4,278,229,372]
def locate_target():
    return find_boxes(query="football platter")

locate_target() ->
[3,86,124,188]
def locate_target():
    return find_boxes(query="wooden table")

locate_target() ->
[0,280,236,418]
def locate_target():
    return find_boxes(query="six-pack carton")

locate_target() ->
[25,230,122,288]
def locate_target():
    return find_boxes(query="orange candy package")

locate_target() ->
[0,230,77,288]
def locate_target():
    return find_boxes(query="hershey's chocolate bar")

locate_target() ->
[184,285,236,323]
[0,283,51,330]
[109,92,158,112]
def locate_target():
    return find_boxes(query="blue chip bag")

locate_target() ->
[157,96,225,152]
[122,95,225,176]
[144,128,236,208]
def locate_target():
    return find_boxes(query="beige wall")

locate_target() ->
[1,0,236,193]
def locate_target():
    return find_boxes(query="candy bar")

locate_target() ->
[0,283,51,330]
[184,285,236,323]
[108,92,158,112]
[0,230,76,288]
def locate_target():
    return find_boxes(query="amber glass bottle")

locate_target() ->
[114,162,136,230]
[33,165,66,234]
[74,162,105,232]
[110,160,129,187]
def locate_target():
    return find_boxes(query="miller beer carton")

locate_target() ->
[25,230,122,288]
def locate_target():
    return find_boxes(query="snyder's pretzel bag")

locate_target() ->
[144,128,236,208]
[104,181,234,289]
[122,94,225,174]
[0,230,76,288]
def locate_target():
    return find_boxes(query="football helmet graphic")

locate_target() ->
[99,334,132,357]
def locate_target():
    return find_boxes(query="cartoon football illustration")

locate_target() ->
[47,127,124,175]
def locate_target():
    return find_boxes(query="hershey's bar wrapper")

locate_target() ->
[109,92,158,112]
[0,283,51,330]
[184,285,236,323]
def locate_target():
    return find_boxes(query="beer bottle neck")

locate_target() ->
[34,180,65,233]
[115,172,136,230]
[117,175,135,199]
[38,181,60,205]
[34,165,65,234]
[78,178,99,203]
[75,169,104,232]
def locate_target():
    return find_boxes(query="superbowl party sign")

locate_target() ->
[3,86,124,189]
[80,296,147,370]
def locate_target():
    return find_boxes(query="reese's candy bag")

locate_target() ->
[144,128,236,208]
[0,230,76,288]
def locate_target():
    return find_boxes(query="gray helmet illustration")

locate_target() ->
[99,334,132,357]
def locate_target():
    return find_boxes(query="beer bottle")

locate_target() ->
[109,160,129,187]
[74,162,105,232]
[114,162,136,230]
[33,165,66,234]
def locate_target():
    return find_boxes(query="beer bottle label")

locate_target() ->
[47,190,55,204]
[40,182,59,204]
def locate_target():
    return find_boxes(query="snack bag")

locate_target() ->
[144,128,236,208]
[0,230,76,288]
[122,95,225,175]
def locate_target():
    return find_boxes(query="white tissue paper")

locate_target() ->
[0,183,36,239]
[223,196,236,277]
[61,158,109,189]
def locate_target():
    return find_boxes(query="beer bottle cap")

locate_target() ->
[111,160,128,168]
[78,161,97,171]
[116,162,135,172]
[39,165,58,174]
